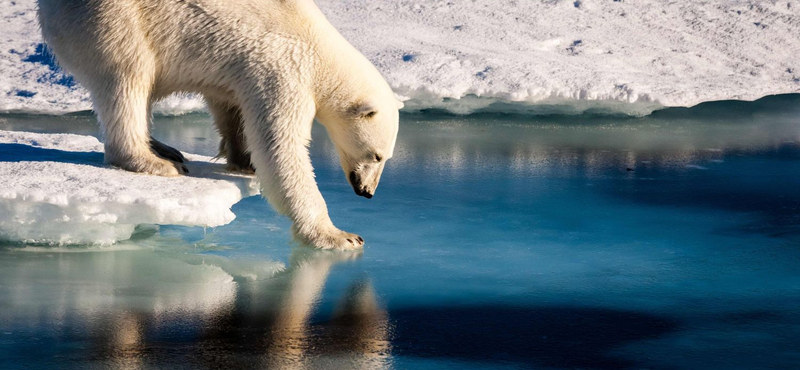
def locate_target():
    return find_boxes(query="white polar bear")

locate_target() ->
[37,0,402,249]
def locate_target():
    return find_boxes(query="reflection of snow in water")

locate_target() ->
[0,251,241,324]
[0,247,390,369]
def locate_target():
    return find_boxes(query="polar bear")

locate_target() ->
[37,0,402,249]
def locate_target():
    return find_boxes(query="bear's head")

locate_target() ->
[317,86,403,199]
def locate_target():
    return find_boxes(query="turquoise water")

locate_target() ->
[1,95,800,369]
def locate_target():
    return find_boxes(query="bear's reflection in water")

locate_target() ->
[0,247,391,369]
[196,249,391,370]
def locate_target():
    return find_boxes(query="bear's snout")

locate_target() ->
[349,171,374,199]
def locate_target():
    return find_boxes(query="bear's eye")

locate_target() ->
[363,111,377,119]
[374,154,383,162]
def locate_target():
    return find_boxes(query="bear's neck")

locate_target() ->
[290,0,387,114]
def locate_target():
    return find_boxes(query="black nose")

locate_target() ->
[353,186,373,199]
[349,171,373,198]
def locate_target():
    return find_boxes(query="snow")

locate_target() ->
[0,130,259,245]
[1,0,799,115]
[324,0,800,115]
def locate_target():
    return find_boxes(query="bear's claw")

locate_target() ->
[108,153,187,177]
[299,228,365,250]
[150,139,186,163]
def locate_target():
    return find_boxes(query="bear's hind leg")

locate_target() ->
[93,79,187,176]
[207,100,253,173]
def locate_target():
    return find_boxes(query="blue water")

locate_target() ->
[1,95,800,369]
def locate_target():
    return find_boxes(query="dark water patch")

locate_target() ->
[0,112,99,137]
[600,144,800,239]
[62,110,94,116]
[650,93,800,120]
[389,305,678,369]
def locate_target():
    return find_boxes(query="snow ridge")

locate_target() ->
[1,0,799,115]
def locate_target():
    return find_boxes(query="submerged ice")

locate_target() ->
[2,0,799,115]
[0,130,259,245]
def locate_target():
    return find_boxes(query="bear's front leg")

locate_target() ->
[242,99,364,250]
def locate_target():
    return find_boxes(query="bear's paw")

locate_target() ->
[301,227,365,250]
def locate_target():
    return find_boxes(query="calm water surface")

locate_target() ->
[1,96,800,369]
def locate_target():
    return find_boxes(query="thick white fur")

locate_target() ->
[37,0,402,249]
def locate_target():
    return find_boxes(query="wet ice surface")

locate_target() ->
[1,95,800,369]
[0,130,258,244]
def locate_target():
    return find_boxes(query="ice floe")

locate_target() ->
[0,130,259,245]
[1,0,799,115]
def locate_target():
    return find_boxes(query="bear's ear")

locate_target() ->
[396,99,405,109]
[350,102,378,119]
